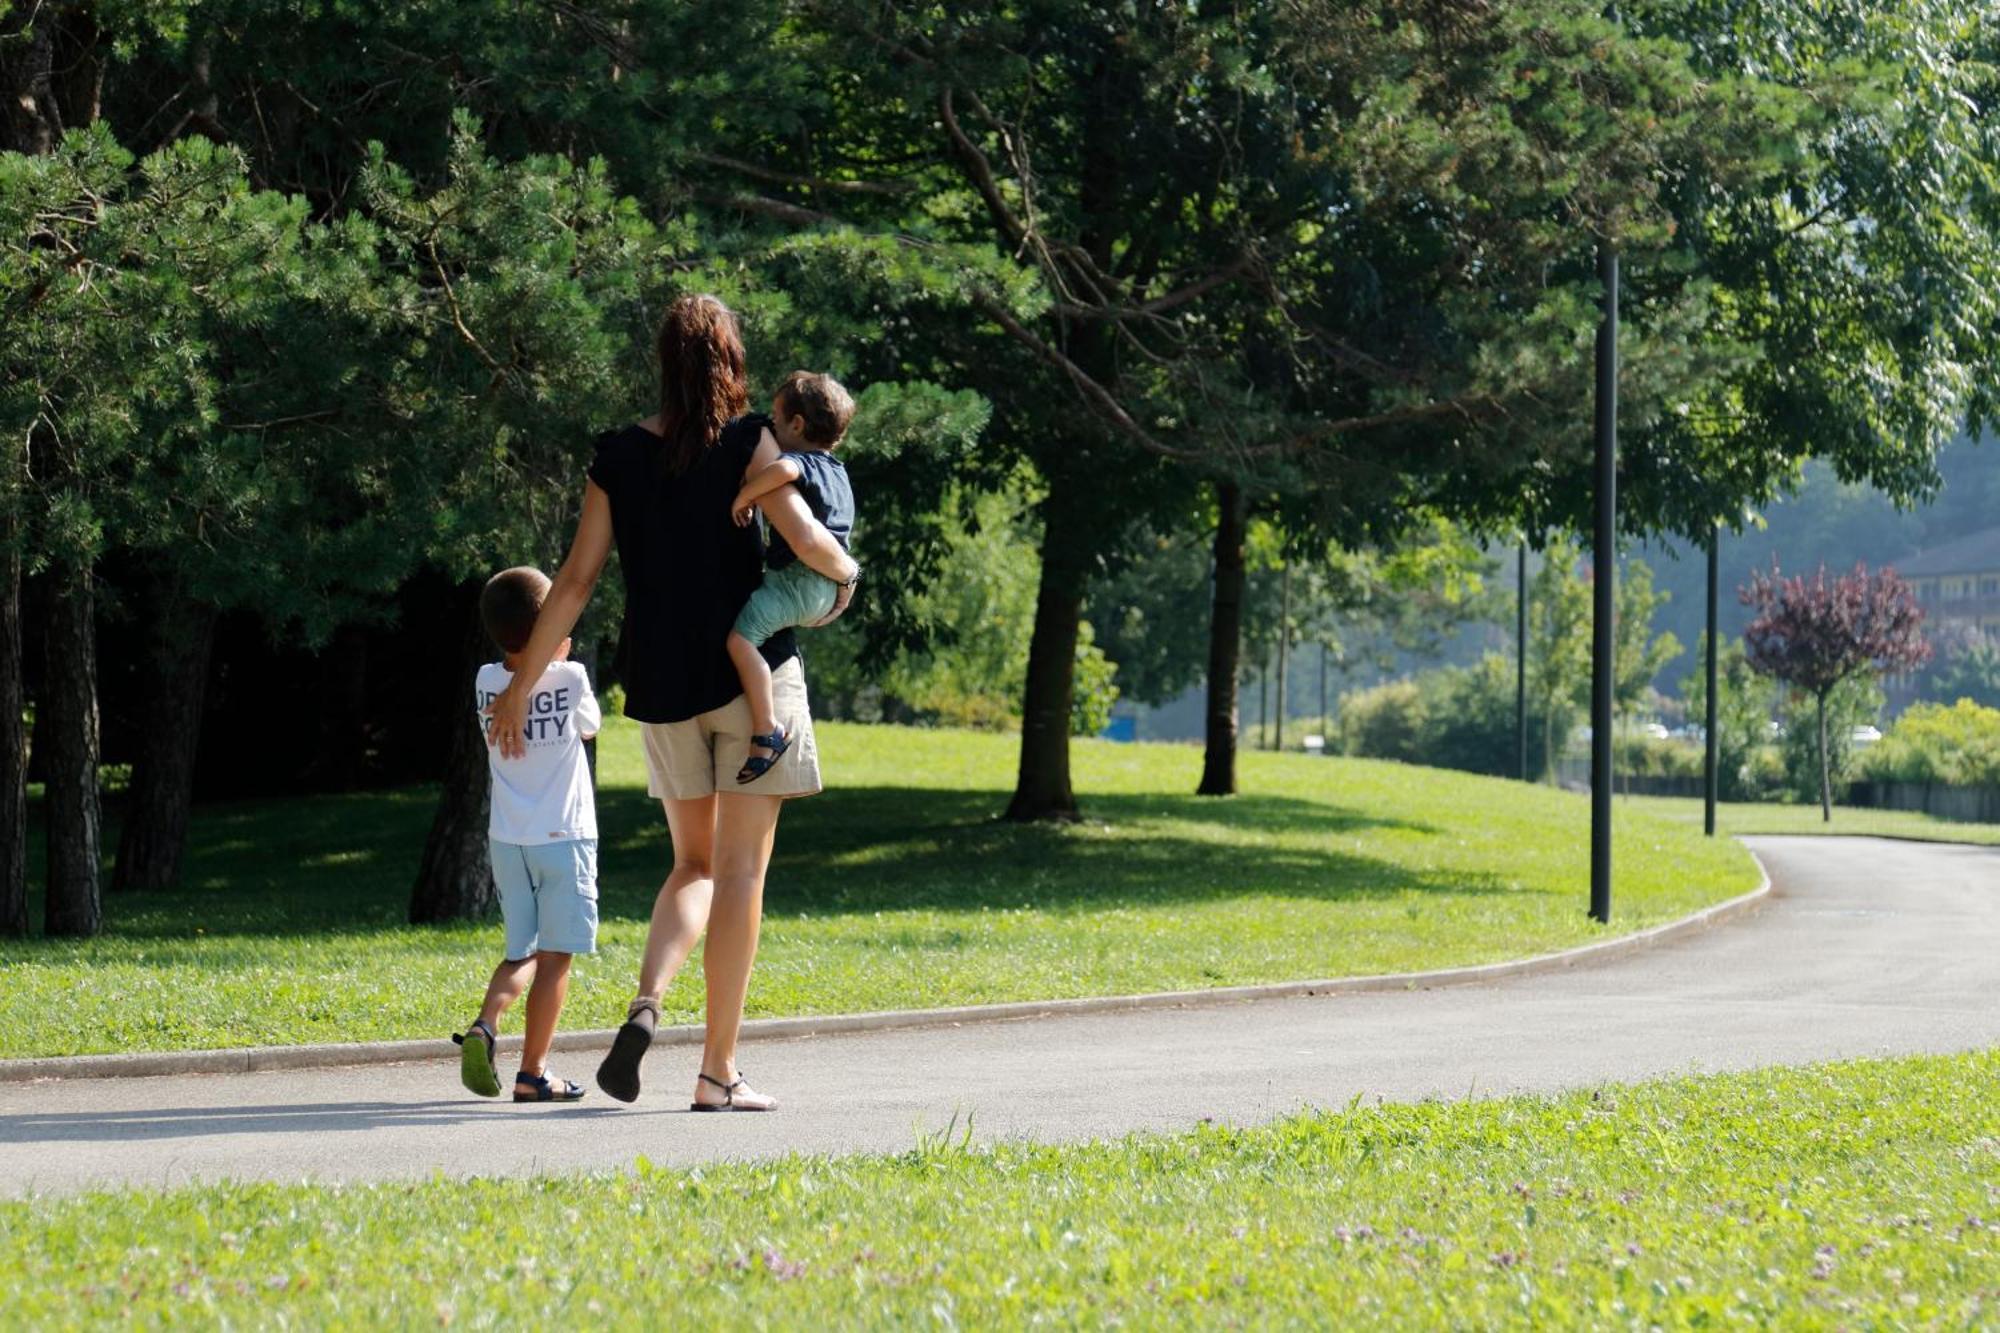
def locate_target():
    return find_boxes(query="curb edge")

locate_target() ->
[0,856,1774,1084]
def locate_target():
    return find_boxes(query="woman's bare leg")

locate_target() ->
[636,796,718,1002]
[695,791,782,1105]
[597,796,720,1103]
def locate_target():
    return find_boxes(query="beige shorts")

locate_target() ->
[640,656,822,800]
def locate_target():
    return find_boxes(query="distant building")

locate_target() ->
[1885,525,2000,710]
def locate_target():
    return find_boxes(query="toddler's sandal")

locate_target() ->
[514,1071,586,1103]
[452,1020,501,1098]
[735,725,792,785]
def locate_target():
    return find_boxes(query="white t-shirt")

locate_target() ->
[475,660,602,845]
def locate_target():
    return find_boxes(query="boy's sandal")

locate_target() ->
[690,1070,777,1113]
[452,1020,501,1098]
[734,725,791,785]
[514,1071,586,1103]
[597,996,659,1105]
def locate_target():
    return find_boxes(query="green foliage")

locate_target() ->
[7,1051,1999,1326]
[1779,676,1883,805]
[1923,629,2000,711]
[0,717,1757,1058]
[1068,624,1119,737]
[1631,792,2000,844]
[1614,559,1683,717]
[1528,537,1594,781]
[1339,654,1561,780]
[1863,699,2000,788]
[1336,680,1429,765]
[1682,634,1780,801]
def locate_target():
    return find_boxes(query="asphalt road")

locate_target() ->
[3,835,1995,1199]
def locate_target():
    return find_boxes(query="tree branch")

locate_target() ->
[688,150,914,197]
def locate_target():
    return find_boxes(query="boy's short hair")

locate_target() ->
[776,371,856,447]
[481,566,552,654]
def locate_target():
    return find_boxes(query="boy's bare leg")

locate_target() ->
[476,957,536,1032]
[518,950,573,1078]
[726,630,780,758]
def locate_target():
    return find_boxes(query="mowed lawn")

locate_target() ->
[5,1050,1995,1326]
[0,721,1759,1059]
[1629,794,2000,845]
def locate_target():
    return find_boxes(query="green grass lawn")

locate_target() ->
[0,722,1758,1060]
[1628,794,2000,846]
[5,1049,1995,1326]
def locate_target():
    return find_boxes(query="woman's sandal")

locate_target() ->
[452,1019,501,1098]
[735,725,792,784]
[596,997,659,1104]
[690,1071,777,1113]
[514,1071,587,1103]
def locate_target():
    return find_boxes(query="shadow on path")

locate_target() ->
[0,1099,648,1144]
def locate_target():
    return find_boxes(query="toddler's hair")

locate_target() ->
[776,371,857,447]
[481,566,552,654]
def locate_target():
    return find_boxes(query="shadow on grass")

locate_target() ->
[7,782,1495,952]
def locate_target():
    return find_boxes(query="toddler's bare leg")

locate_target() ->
[727,630,780,755]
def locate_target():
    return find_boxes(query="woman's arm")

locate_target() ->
[484,481,614,759]
[763,485,858,586]
[743,426,858,586]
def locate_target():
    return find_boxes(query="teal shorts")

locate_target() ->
[734,562,839,647]
[490,837,599,960]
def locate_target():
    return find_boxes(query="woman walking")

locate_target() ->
[485,294,856,1111]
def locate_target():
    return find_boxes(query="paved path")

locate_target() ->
[3,836,1995,1199]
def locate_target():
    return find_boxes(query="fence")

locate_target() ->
[1847,781,2000,825]
[1551,758,1704,798]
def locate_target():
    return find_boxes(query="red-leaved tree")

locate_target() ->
[1740,563,1931,821]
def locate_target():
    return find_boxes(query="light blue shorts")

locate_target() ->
[489,838,599,960]
[733,562,839,647]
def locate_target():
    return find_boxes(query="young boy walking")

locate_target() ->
[726,370,858,783]
[454,565,601,1101]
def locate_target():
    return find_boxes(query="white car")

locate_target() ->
[1850,725,1883,746]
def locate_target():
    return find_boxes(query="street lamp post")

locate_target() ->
[1704,524,1720,837]
[1517,541,1529,782]
[1590,245,1617,925]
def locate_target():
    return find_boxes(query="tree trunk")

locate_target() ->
[0,522,24,936]
[112,589,218,893]
[1197,481,1246,796]
[410,587,498,922]
[1816,690,1832,824]
[1543,703,1557,787]
[1006,509,1088,824]
[41,564,101,937]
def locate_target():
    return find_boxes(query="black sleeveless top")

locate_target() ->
[587,416,798,723]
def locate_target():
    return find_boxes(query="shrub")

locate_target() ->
[1862,699,2000,787]
[1337,679,1428,763]
[1615,733,1703,779]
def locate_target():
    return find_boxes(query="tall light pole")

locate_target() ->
[1704,524,1720,837]
[1517,541,1529,781]
[1590,245,1617,925]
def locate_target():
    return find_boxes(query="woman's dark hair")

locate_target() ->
[655,293,749,478]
